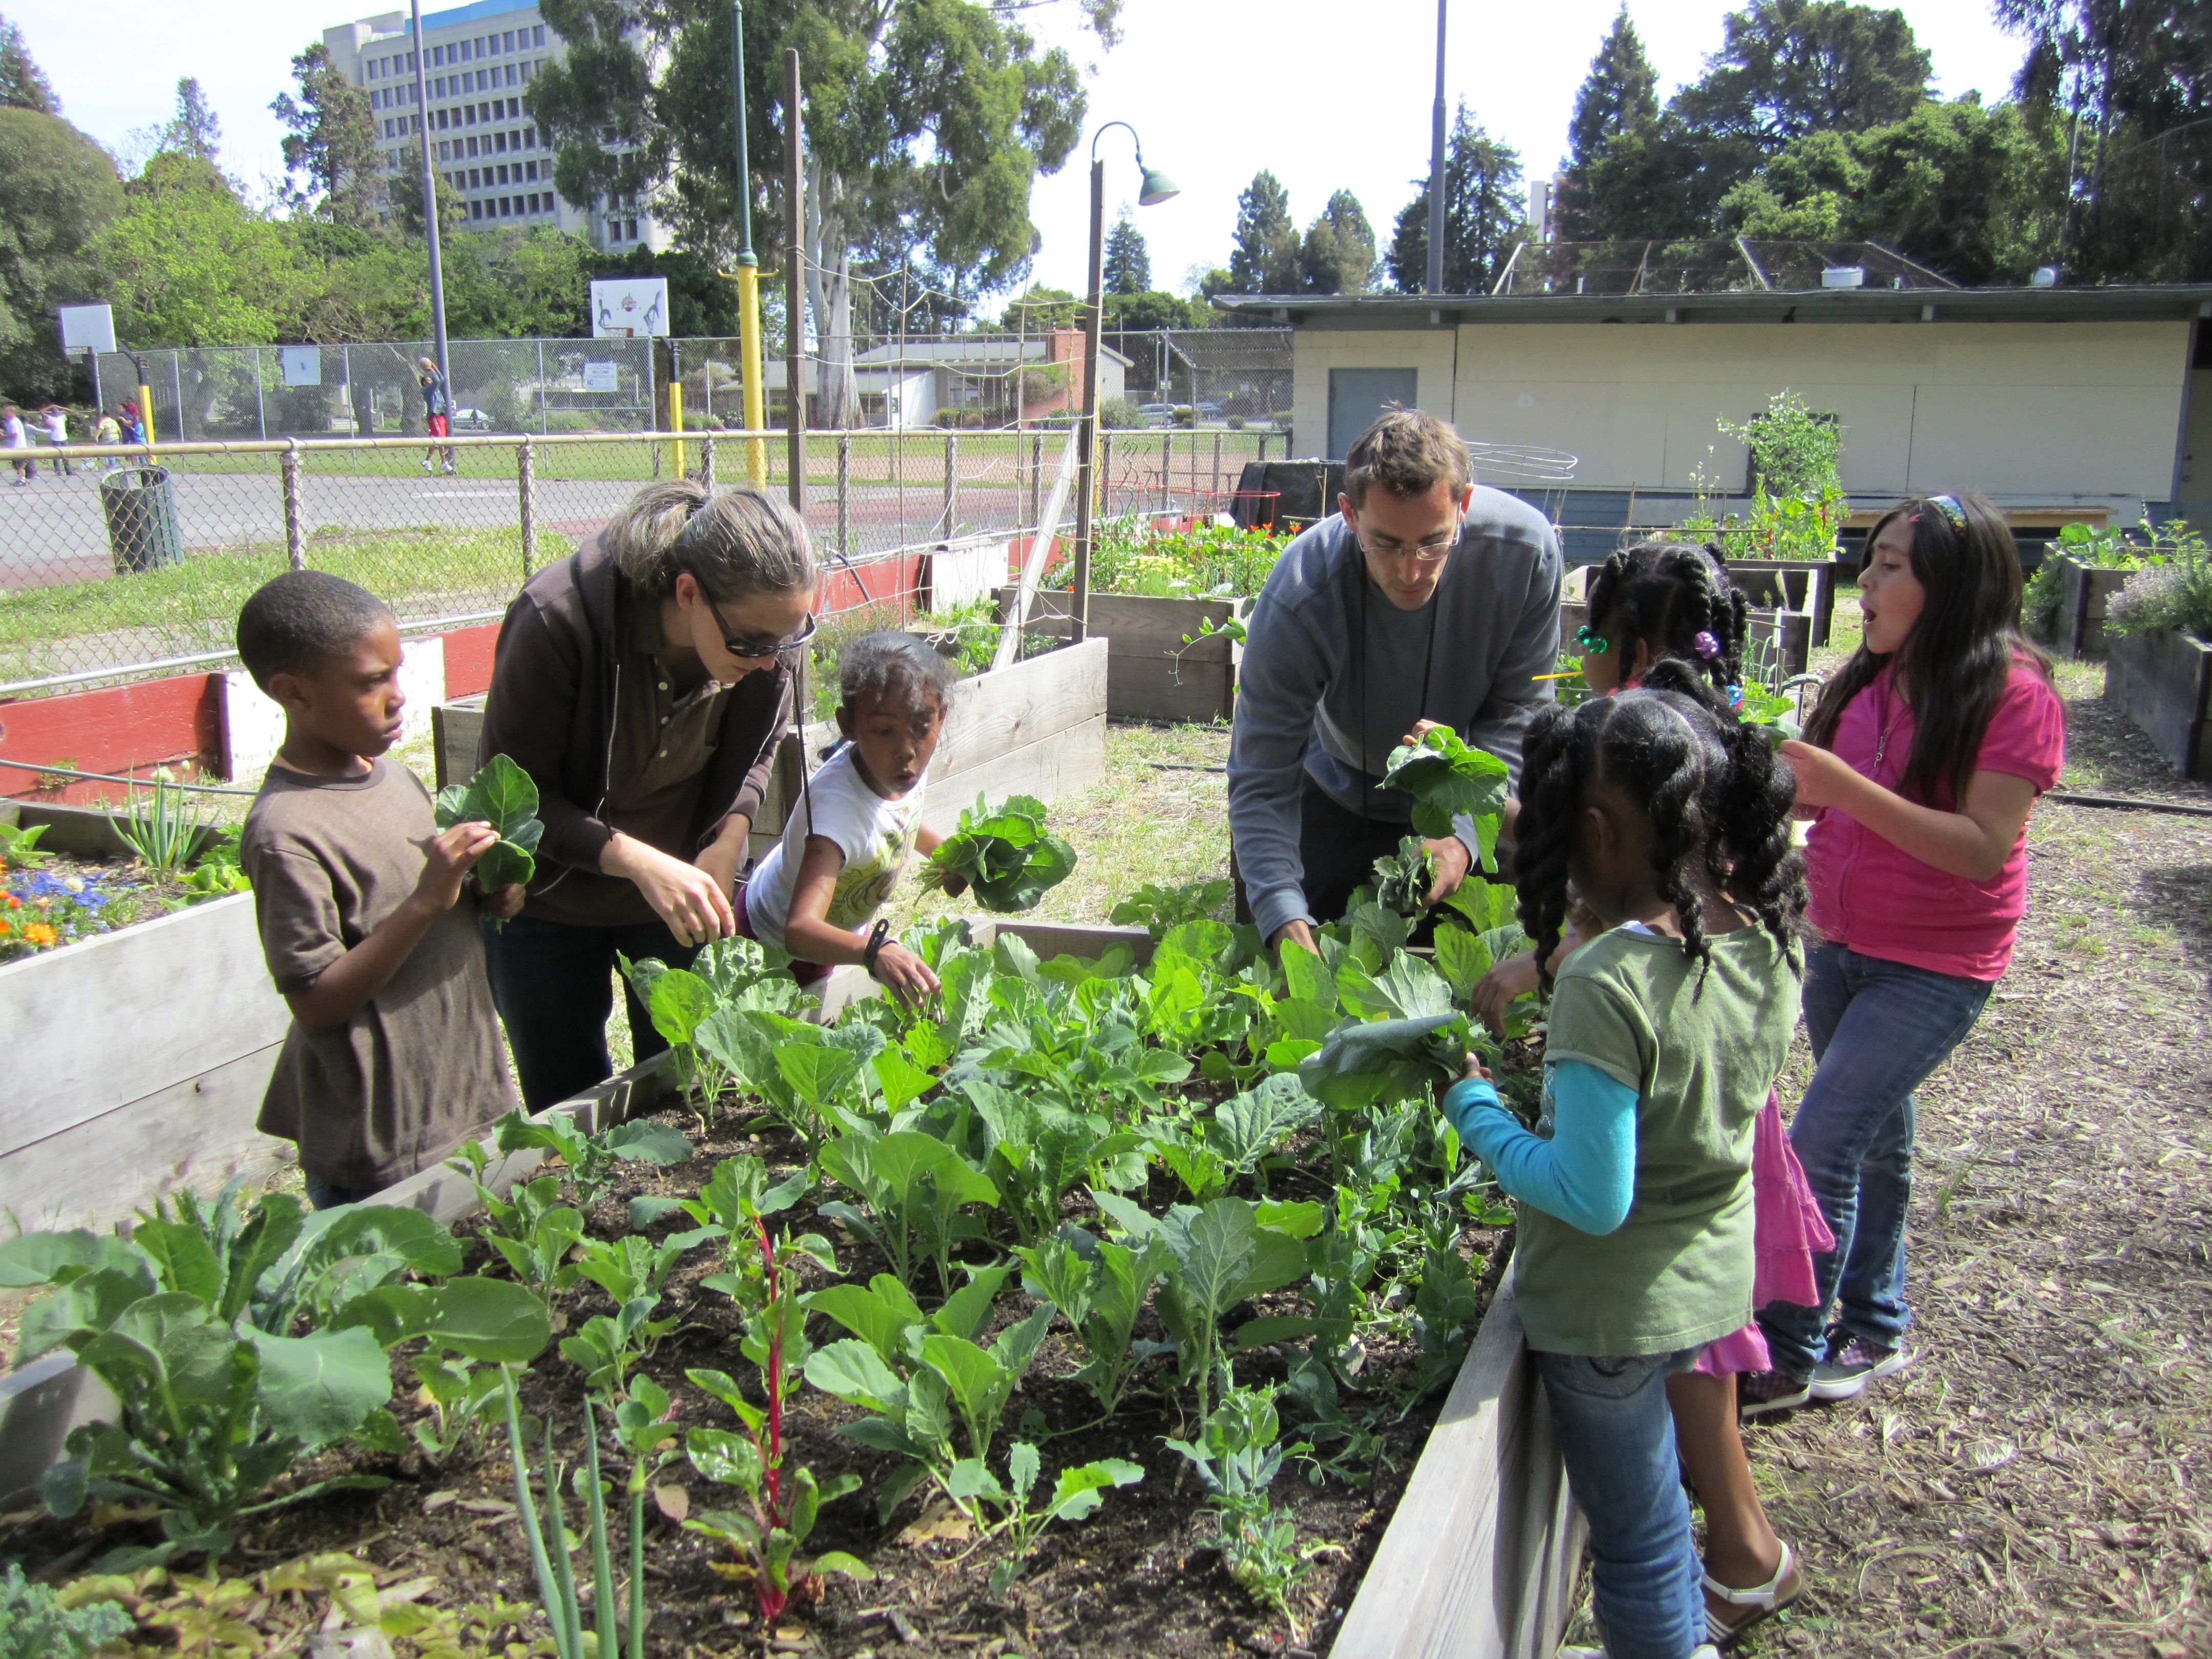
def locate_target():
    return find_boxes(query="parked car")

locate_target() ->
[1195,401,1223,421]
[1136,402,1174,426]
[450,407,492,430]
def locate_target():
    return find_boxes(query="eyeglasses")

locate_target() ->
[715,609,818,663]
[1355,519,1459,564]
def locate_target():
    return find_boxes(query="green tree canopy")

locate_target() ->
[93,152,300,347]
[0,13,56,114]
[1104,212,1150,294]
[0,108,121,400]
[1300,189,1375,293]
[1389,102,1525,294]
[1228,169,1298,293]
[1557,7,1659,239]
[159,77,223,164]
[271,40,383,226]
[530,0,1105,427]
[1103,289,1198,330]
[1001,284,1082,331]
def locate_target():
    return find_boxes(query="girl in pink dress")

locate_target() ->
[1474,540,1826,1645]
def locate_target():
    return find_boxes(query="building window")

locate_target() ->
[503,63,515,85]
[495,131,507,153]
[534,24,545,45]
[470,200,483,219]
[502,29,515,50]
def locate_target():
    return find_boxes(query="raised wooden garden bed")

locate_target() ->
[0,887,290,1235]
[993,586,1246,725]
[2104,626,2212,780]
[1722,558,1837,649]
[436,637,1110,864]
[0,914,1582,1658]
[2051,555,2135,661]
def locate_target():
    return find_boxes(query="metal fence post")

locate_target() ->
[519,438,538,577]
[1030,430,1043,532]
[837,432,851,558]
[254,347,268,441]
[538,341,548,434]
[1212,431,1222,509]
[282,440,305,570]
[1161,430,1172,515]
[944,431,958,537]
[169,356,184,444]
[700,434,716,491]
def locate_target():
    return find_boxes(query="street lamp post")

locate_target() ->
[1073,121,1177,643]
[408,0,450,397]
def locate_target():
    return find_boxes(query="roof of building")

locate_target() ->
[1213,240,2212,328]
[853,336,1133,369]
[363,0,537,40]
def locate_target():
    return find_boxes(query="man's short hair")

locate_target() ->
[1344,407,1470,507]
[237,570,393,690]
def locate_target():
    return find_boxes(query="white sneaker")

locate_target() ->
[442,461,456,474]
[421,458,433,472]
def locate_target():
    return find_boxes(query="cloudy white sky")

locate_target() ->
[12,0,2029,304]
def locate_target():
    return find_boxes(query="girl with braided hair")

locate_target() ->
[1442,684,1806,1659]
[1577,539,1752,699]
[1746,493,2063,1414]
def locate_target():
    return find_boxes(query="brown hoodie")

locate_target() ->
[478,534,791,885]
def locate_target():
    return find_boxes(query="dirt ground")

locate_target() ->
[1729,659,2212,1658]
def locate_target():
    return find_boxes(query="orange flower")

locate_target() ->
[0,919,11,935]
[22,923,57,947]
[3,893,16,908]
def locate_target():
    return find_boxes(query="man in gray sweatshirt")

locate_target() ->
[1229,408,1562,954]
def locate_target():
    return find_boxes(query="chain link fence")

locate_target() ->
[0,425,1279,693]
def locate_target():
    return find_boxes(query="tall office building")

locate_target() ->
[323,2,663,252]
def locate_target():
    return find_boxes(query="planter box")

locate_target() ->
[1558,600,1808,681]
[0,892,291,1236]
[442,638,1109,866]
[2105,627,2212,780]
[2053,555,2135,661]
[993,587,1245,724]
[1722,558,1837,648]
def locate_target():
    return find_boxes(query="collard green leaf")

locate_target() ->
[1298,1012,1472,1110]
[922,794,1079,913]
[434,754,543,889]
[1381,727,1511,844]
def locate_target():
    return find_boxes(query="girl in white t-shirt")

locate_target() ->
[738,632,954,1005]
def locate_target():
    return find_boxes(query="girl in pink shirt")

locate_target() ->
[1747,493,2064,1416]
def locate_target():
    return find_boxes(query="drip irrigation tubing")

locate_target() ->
[0,756,262,796]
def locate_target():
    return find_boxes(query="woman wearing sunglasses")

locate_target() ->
[477,480,820,1106]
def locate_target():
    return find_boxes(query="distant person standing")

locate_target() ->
[93,406,123,470]
[2,405,30,486]
[121,401,144,445]
[40,404,73,476]
[417,357,456,475]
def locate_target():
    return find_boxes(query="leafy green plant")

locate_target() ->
[558,1233,703,1397]
[2106,522,2212,643]
[1370,837,1432,918]
[1109,876,1232,939]
[1299,1011,1474,1113]
[448,1144,587,1309]
[178,831,251,903]
[1379,728,1511,870]
[920,793,1078,912]
[817,1124,1001,1295]
[0,1562,133,1659]
[434,753,545,891]
[952,1441,1144,1594]
[0,821,53,869]
[333,1274,557,1465]
[964,1077,1148,1245]
[491,1108,693,1215]
[1091,1193,1317,1426]
[1165,1369,1309,1621]
[1014,1229,1173,1419]
[107,769,215,875]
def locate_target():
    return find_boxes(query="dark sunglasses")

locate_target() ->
[694,578,819,661]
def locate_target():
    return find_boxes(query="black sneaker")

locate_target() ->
[1737,1368,1812,1418]
[1808,1337,1912,1401]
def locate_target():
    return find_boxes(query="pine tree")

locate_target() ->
[158,77,223,164]
[270,41,383,226]
[1389,102,1525,293]
[1228,171,1299,293]
[1300,189,1376,292]
[1556,6,1657,239]
[0,13,57,114]
[1103,212,1150,294]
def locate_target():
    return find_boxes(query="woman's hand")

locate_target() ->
[1472,950,1542,1037]
[481,882,527,921]
[603,832,736,946]
[868,940,942,1009]
[1401,717,1443,748]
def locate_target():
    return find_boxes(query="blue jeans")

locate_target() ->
[1537,1347,1705,1659]
[1758,943,1992,1376]
[482,911,699,1109]
[306,1179,378,1210]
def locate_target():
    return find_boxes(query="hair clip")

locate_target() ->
[1575,624,1609,656]
[1726,683,1744,709]
[1693,630,1722,661]
[1928,494,1966,531]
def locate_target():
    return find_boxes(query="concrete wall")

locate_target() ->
[1292,320,2192,504]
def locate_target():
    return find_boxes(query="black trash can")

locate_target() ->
[100,466,184,575]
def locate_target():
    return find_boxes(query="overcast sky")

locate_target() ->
[12,0,2029,306]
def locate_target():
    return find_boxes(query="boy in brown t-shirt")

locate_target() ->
[236,571,523,1207]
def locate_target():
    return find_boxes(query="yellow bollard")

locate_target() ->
[669,378,686,481]
[138,377,156,465]
[736,262,768,487]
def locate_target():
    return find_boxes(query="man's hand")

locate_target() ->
[1267,917,1316,959]
[1400,717,1443,749]
[1472,950,1541,1037]
[417,822,498,913]
[1422,835,1472,907]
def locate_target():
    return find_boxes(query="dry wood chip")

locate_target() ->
[457,1500,517,1516]
[421,1491,459,1511]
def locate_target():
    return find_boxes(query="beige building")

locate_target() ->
[1220,282,2212,531]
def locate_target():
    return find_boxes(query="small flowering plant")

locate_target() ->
[0,866,119,961]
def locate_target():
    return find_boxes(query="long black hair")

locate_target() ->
[1803,492,2050,804]
[1583,540,1751,693]
[1515,663,1805,991]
